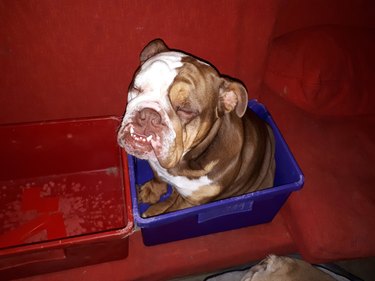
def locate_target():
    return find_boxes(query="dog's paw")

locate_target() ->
[141,205,164,218]
[141,188,180,218]
[138,180,168,204]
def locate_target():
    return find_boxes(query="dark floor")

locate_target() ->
[335,257,375,281]
[169,256,375,281]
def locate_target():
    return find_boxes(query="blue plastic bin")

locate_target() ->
[127,100,304,246]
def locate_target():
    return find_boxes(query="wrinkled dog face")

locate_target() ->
[118,40,247,169]
[118,51,187,169]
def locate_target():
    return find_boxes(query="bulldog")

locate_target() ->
[118,39,275,217]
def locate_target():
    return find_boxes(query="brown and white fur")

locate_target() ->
[240,255,339,281]
[118,39,275,217]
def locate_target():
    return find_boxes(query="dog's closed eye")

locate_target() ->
[128,84,144,101]
[133,86,143,94]
[176,106,198,120]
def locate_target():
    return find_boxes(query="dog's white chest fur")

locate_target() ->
[149,161,212,197]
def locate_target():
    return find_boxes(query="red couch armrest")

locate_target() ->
[260,90,375,262]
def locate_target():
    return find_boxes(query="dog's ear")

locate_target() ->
[140,39,169,63]
[218,78,248,117]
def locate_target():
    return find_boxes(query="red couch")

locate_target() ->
[1,1,374,280]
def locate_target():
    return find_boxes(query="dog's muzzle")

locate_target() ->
[117,106,170,159]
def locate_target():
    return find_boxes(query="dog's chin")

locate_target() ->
[126,142,181,170]
[126,145,155,161]
[121,133,173,168]
[119,123,182,169]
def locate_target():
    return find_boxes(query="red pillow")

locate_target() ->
[264,26,375,116]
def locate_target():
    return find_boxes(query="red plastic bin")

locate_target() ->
[0,117,133,280]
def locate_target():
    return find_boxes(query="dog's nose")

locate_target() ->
[136,108,162,131]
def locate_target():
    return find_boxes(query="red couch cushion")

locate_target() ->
[261,90,375,262]
[264,26,375,116]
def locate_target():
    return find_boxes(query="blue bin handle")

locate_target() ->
[197,200,254,223]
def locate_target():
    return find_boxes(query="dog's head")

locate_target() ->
[118,39,248,169]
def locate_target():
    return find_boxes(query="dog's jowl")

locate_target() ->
[118,39,275,217]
